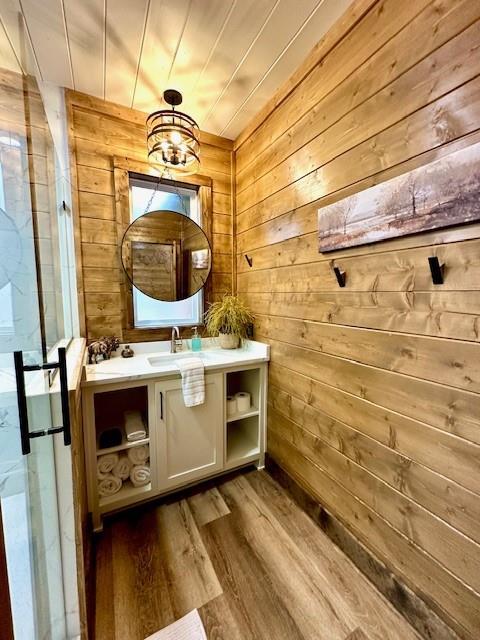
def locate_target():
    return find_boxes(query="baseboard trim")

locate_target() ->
[265,454,462,640]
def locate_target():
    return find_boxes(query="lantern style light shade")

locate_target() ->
[146,89,200,174]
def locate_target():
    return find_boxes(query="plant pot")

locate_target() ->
[218,332,240,349]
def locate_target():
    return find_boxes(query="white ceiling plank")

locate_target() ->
[1,0,45,76]
[0,0,25,72]
[9,0,354,136]
[104,0,149,106]
[200,0,284,128]
[132,0,193,112]
[63,0,105,98]
[0,18,21,73]
[19,0,72,87]
[191,0,278,129]
[220,0,352,138]
[164,0,234,114]
[203,0,321,132]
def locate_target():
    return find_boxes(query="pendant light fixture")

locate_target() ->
[146,89,200,174]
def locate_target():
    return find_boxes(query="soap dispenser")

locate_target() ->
[191,326,202,352]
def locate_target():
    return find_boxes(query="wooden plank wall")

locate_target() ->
[234,0,480,638]
[66,90,234,342]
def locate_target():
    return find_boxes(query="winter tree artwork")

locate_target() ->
[318,142,480,252]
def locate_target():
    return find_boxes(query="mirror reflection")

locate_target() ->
[121,210,211,301]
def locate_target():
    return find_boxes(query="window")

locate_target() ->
[130,178,203,328]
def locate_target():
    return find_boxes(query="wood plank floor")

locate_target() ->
[94,470,421,640]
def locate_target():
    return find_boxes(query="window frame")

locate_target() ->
[113,156,213,343]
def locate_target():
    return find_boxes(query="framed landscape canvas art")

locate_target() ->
[318,142,480,252]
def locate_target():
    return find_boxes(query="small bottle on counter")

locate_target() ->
[121,344,134,358]
[191,327,202,352]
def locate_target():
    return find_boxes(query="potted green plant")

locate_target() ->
[204,294,254,349]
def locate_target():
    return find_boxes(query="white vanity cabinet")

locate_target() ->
[82,341,269,531]
[155,373,224,489]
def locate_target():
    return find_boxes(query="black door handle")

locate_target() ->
[14,351,30,455]
[13,347,71,455]
[57,347,71,446]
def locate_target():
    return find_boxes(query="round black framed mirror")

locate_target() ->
[121,209,211,302]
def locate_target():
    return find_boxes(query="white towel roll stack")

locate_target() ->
[130,465,150,487]
[112,454,132,480]
[127,444,149,465]
[97,453,119,479]
[98,474,122,498]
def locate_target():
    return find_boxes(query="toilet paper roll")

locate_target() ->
[226,396,237,416]
[235,392,251,413]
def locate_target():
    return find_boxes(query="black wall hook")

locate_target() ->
[245,254,253,268]
[333,266,346,287]
[428,256,444,285]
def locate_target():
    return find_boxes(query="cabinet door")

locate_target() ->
[156,373,223,489]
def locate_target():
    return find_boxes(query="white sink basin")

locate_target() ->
[147,351,206,367]
[146,350,235,368]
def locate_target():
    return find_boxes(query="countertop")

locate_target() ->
[82,338,270,387]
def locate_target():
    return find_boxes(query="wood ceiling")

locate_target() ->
[0,0,351,138]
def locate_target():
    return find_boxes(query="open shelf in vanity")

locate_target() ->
[89,383,153,512]
[94,386,149,448]
[225,367,264,469]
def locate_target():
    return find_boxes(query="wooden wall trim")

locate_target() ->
[113,155,214,188]
[113,158,215,343]
[66,92,87,338]
[231,150,237,295]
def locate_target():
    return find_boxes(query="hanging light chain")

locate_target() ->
[142,166,189,218]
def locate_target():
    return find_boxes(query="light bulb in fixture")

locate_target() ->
[170,130,182,145]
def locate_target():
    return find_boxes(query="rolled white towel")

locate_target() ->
[112,454,131,481]
[124,410,147,442]
[98,474,122,498]
[127,444,149,465]
[97,453,119,479]
[130,464,150,488]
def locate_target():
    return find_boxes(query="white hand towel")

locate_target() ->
[124,410,147,442]
[98,474,122,498]
[130,464,150,488]
[127,444,149,465]
[176,357,205,407]
[97,453,119,479]
[112,454,132,480]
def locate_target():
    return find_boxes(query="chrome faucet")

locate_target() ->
[170,326,183,353]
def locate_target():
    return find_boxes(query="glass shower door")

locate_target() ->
[0,19,69,640]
